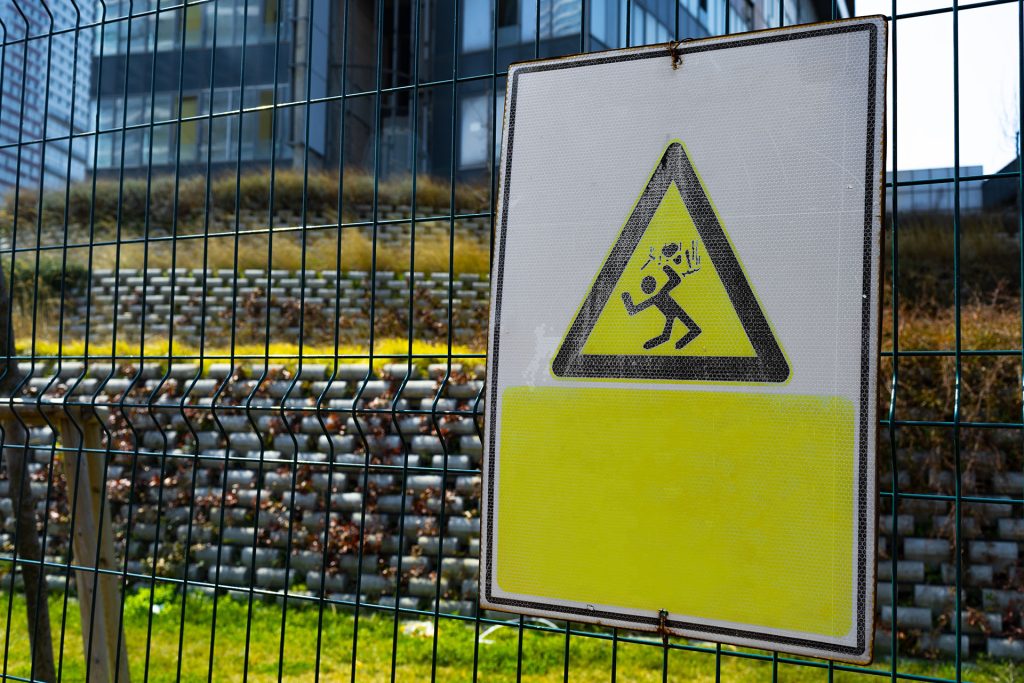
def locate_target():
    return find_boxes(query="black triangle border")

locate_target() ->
[551,141,790,383]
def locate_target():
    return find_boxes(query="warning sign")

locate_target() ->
[552,141,789,382]
[482,18,886,665]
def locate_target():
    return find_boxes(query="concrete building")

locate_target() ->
[886,166,985,215]
[983,156,1019,214]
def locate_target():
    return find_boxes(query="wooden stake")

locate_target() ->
[61,412,130,683]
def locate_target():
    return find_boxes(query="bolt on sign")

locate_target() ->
[481,17,887,664]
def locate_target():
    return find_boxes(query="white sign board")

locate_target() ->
[481,18,887,664]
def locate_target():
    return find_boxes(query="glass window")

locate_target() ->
[783,0,797,26]
[264,0,278,26]
[461,0,491,52]
[153,92,174,123]
[499,0,518,28]
[102,19,124,54]
[549,0,581,38]
[520,0,536,42]
[125,94,145,127]
[179,95,199,162]
[156,8,179,51]
[97,131,116,168]
[257,89,274,143]
[124,129,144,167]
[130,15,154,51]
[241,109,258,158]
[212,88,233,116]
[630,6,644,45]
[493,91,503,167]
[210,115,232,161]
[729,5,748,32]
[151,121,171,165]
[590,0,607,46]
[185,1,203,47]
[707,0,725,34]
[216,0,241,46]
[459,94,489,169]
[98,99,112,130]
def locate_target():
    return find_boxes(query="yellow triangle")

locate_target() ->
[581,181,757,358]
[553,141,787,382]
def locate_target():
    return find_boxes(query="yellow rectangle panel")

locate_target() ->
[496,386,856,638]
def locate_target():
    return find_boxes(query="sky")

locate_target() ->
[855,0,1020,174]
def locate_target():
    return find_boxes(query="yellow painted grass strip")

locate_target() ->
[17,338,484,376]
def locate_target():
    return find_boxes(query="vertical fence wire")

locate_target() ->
[889,0,901,679]
[952,1,963,678]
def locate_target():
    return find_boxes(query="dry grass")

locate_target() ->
[887,213,1021,308]
[25,225,492,276]
[2,168,491,235]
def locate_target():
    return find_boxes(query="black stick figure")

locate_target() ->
[621,263,702,350]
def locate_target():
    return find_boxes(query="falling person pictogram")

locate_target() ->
[552,141,789,382]
[621,240,703,350]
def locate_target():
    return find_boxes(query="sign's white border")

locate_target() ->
[481,17,887,665]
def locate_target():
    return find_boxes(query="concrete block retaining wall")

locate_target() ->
[0,359,1022,659]
[53,268,490,345]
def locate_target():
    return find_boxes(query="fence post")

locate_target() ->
[60,408,130,683]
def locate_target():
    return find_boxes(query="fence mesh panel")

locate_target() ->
[0,0,1018,681]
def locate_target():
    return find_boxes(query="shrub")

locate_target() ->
[885,213,1020,309]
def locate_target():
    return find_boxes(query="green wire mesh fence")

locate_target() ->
[0,0,1019,681]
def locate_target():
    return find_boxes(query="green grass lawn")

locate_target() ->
[0,588,1018,682]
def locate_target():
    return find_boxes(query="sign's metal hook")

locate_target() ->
[657,609,670,647]
[667,40,683,70]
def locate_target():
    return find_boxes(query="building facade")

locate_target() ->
[91,0,335,178]
[344,0,852,183]
[0,0,94,195]
[886,166,985,215]
[88,0,851,185]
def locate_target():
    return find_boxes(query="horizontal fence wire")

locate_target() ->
[0,0,1017,682]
